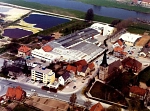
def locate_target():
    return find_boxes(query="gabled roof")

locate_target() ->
[90,102,104,111]
[122,57,142,71]
[18,45,31,53]
[114,46,124,52]
[108,60,122,75]
[116,39,124,46]
[88,62,95,70]
[66,65,77,73]
[62,71,70,81]
[75,59,87,67]
[130,86,147,96]
[5,86,25,100]
[42,45,53,52]
[77,65,82,72]
[82,65,88,73]
[142,0,150,3]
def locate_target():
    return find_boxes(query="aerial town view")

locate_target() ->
[0,0,150,111]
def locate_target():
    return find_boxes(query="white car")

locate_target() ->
[47,91,51,94]
[31,89,36,92]
[54,94,57,97]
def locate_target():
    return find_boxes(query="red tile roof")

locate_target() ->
[90,102,104,111]
[114,46,124,52]
[77,65,82,72]
[18,45,31,53]
[6,86,25,100]
[132,0,138,3]
[142,0,150,3]
[42,45,53,52]
[130,86,147,96]
[66,65,77,73]
[122,57,142,72]
[88,62,95,70]
[117,39,123,46]
[75,59,87,67]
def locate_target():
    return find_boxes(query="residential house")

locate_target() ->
[129,86,147,100]
[6,86,26,101]
[99,51,122,82]
[113,46,127,59]
[141,0,150,6]
[31,66,55,84]
[139,41,150,58]
[112,39,124,48]
[66,65,77,74]
[58,71,72,86]
[90,102,104,111]
[88,62,95,71]
[18,45,31,58]
[121,57,142,73]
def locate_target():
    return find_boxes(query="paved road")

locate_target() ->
[0,78,86,106]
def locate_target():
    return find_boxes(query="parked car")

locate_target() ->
[31,89,36,92]
[47,91,51,94]
[54,94,57,97]
[41,86,49,91]
[73,86,76,89]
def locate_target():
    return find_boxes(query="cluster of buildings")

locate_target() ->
[132,0,150,7]
[14,21,150,110]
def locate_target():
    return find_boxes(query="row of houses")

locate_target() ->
[31,59,95,88]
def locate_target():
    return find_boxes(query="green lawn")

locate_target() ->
[78,0,150,13]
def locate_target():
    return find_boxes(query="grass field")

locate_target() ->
[78,0,150,13]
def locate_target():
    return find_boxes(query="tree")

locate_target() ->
[85,8,94,22]
[70,93,77,109]
[107,104,121,111]
[84,99,92,110]
[1,60,9,76]
[116,18,133,31]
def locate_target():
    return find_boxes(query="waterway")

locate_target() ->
[24,0,150,21]
[23,13,70,29]
[2,28,33,38]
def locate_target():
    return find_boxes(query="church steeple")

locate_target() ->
[100,50,108,67]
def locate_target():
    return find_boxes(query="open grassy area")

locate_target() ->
[127,23,150,35]
[78,0,150,13]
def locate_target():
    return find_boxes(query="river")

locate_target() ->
[24,0,150,21]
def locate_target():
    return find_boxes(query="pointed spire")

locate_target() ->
[100,50,108,67]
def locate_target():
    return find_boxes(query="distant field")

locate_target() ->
[136,35,150,46]
[78,0,150,13]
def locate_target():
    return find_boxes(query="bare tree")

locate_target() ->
[84,99,92,110]
[70,93,77,109]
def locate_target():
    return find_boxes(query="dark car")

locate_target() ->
[73,86,76,89]
[41,86,49,91]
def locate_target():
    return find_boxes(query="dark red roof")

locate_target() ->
[90,102,104,111]
[66,65,77,73]
[88,62,95,70]
[75,59,87,67]
[130,86,147,96]
[122,57,142,72]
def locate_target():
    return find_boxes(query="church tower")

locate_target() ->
[99,50,109,81]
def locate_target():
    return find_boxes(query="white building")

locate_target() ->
[119,33,141,45]
[31,48,59,63]
[90,23,116,36]
[31,66,55,84]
